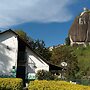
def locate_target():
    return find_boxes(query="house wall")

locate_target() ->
[26,47,49,79]
[0,32,18,77]
[0,31,49,80]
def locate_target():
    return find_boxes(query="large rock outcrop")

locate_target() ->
[69,9,90,46]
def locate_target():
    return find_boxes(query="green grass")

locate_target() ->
[74,46,90,71]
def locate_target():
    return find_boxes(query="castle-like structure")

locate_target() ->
[69,8,90,46]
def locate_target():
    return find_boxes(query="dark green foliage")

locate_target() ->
[36,70,55,80]
[65,37,70,45]
[15,30,27,40]
[15,30,51,61]
[30,39,52,61]
[50,46,79,80]
[73,46,90,85]
[15,30,33,42]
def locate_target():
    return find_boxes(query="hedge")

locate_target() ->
[0,78,23,90]
[28,80,90,90]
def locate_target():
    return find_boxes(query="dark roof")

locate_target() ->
[0,29,62,70]
[69,11,90,42]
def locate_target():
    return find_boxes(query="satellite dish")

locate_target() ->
[61,62,67,67]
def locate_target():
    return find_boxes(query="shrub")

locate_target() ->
[28,80,90,90]
[0,78,23,90]
[36,70,55,80]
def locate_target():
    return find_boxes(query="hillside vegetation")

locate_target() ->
[50,45,90,85]
[74,46,90,71]
[15,30,90,85]
[74,46,90,82]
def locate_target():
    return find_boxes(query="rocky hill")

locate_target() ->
[69,8,90,46]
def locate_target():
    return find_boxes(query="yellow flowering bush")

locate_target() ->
[0,78,23,90]
[28,80,90,90]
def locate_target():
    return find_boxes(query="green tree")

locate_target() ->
[65,36,70,45]
[74,46,90,85]
[15,30,33,42]
[15,30,27,40]
[31,39,52,61]
[36,70,54,80]
[15,30,51,61]
[50,46,79,80]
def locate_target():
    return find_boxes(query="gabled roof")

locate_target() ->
[0,29,62,70]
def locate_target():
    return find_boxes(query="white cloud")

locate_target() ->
[0,0,77,27]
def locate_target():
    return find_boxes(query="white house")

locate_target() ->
[0,30,49,81]
[0,29,62,87]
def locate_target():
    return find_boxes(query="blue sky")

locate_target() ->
[0,0,90,47]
